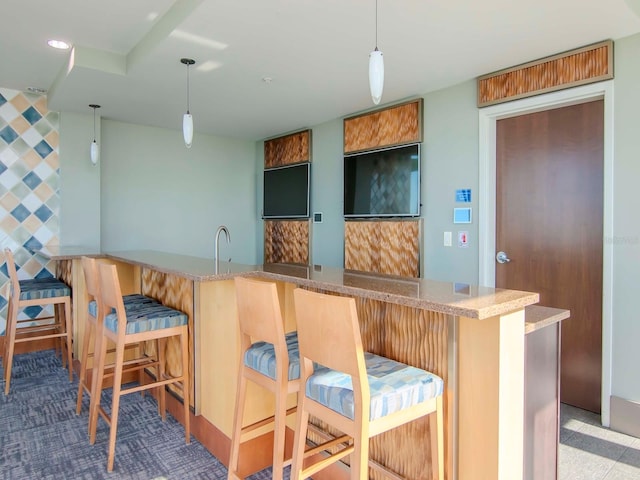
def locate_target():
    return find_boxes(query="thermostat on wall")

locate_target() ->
[453,207,472,224]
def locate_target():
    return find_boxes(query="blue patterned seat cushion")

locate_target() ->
[244,331,300,381]
[305,352,444,421]
[18,278,70,300]
[103,304,187,334]
[88,294,159,317]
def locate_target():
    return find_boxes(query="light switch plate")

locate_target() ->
[444,231,452,247]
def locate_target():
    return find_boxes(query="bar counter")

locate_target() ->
[40,247,547,480]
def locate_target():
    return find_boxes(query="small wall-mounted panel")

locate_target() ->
[264,129,311,168]
[343,99,423,154]
[344,219,421,278]
[477,40,613,107]
[264,219,310,265]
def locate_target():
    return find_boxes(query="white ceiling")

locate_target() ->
[2,0,640,141]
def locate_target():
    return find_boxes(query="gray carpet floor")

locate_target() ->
[0,349,287,479]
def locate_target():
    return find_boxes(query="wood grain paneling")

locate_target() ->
[306,294,448,480]
[264,129,311,168]
[57,259,73,287]
[478,40,613,107]
[343,99,423,154]
[264,220,310,265]
[344,220,421,278]
[141,268,195,407]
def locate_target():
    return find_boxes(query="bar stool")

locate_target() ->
[75,256,159,416]
[227,276,300,480]
[89,263,191,472]
[2,247,72,395]
[291,288,445,480]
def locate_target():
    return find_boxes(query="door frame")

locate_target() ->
[478,81,614,425]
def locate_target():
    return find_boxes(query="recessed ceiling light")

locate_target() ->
[47,39,70,50]
[262,77,273,84]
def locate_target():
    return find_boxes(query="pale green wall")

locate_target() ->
[612,32,640,401]
[99,119,258,263]
[59,111,101,248]
[422,81,479,284]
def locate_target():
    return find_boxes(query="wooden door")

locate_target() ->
[496,100,604,413]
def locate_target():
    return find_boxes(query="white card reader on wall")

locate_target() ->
[453,207,472,224]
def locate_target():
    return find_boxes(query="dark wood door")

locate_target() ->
[496,100,604,413]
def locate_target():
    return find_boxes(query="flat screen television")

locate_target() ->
[263,162,310,219]
[343,143,420,218]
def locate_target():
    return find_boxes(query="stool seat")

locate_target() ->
[307,352,444,421]
[103,304,188,334]
[244,331,300,381]
[18,278,71,300]
[87,294,158,317]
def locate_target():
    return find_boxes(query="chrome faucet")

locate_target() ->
[214,225,231,264]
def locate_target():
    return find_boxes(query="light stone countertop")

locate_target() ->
[525,305,570,334]
[39,248,540,320]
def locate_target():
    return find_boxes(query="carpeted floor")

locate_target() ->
[0,349,289,479]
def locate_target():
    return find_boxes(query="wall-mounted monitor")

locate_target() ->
[263,162,310,219]
[343,143,420,218]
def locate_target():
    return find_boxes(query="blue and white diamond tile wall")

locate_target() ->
[0,87,60,336]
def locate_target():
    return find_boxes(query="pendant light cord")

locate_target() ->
[93,107,96,142]
[186,63,191,115]
[375,0,379,49]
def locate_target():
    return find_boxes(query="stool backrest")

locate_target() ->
[292,288,366,382]
[97,263,127,337]
[4,248,21,300]
[234,277,285,346]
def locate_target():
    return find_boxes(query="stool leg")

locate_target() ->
[291,394,310,480]
[272,377,288,480]
[430,396,444,480]
[76,318,94,415]
[107,339,126,472]
[89,325,107,445]
[227,364,248,480]
[352,417,369,480]
[3,299,17,395]
[64,299,73,382]
[157,338,167,420]
[180,327,191,444]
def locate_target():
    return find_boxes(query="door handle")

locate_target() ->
[496,251,511,264]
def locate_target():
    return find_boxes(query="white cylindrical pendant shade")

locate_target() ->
[183,113,193,148]
[90,140,99,165]
[369,48,384,105]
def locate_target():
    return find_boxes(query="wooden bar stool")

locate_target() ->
[89,263,191,472]
[75,256,159,416]
[2,247,72,395]
[291,288,445,480]
[227,276,300,480]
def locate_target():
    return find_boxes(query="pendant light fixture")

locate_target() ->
[181,58,196,148]
[369,0,384,105]
[89,104,100,165]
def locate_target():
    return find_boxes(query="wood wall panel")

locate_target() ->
[264,129,311,168]
[344,220,421,278]
[57,259,73,287]
[343,99,422,154]
[478,40,613,107]
[306,294,448,479]
[141,268,195,407]
[264,220,309,264]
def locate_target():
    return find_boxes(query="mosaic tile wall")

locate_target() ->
[0,87,60,336]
